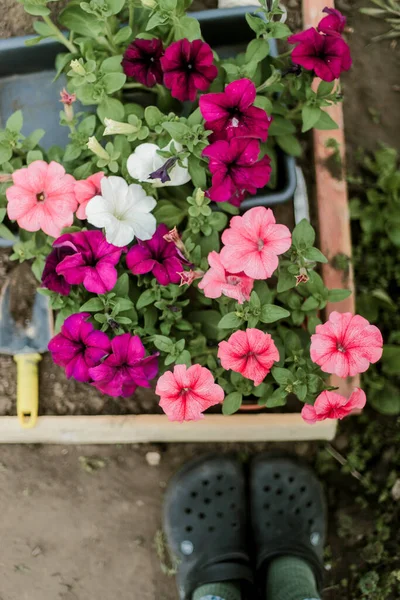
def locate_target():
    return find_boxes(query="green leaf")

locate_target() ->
[175,349,191,367]
[107,0,126,15]
[0,223,16,241]
[188,155,207,188]
[271,367,292,385]
[101,55,124,73]
[303,247,328,263]
[63,144,81,162]
[269,116,296,136]
[254,95,273,115]
[114,26,132,44]
[294,382,308,402]
[80,298,104,312]
[222,392,243,415]
[23,4,50,16]
[78,115,97,136]
[317,80,335,97]
[136,289,157,310]
[266,388,287,407]
[144,106,163,127]
[153,335,174,353]
[259,304,290,323]
[218,312,243,329]
[153,200,186,229]
[175,16,201,41]
[301,296,319,311]
[369,382,400,416]
[103,72,126,94]
[387,220,400,246]
[292,218,315,249]
[327,288,352,302]
[59,5,103,38]
[146,12,168,31]
[245,38,269,64]
[0,143,12,164]
[162,121,189,141]
[245,12,266,36]
[97,96,125,123]
[26,150,43,164]
[276,134,302,157]
[113,273,129,297]
[382,345,400,376]
[23,128,45,150]
[208,211,228,232]
[314,110,338,130]
[115,298,134,312]
[302,105,322,133]
[277,268,296,293]
[6,110,23,133]
[253,281,272,304]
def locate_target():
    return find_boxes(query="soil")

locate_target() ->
[0,2,399,599]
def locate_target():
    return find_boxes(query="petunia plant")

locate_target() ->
[0,0,383,422]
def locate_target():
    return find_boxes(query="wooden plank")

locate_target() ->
[302,0,359,397]
[0,414,337,444]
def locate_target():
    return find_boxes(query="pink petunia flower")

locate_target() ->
[6,160,77,238]
[155,364,224,422]
[220,207,292,280]
[54,230,125,295]
[122,38,164,87]
[317,7,346,36]
[126,223,184,286]
[41,246,75,295]
[199,78,272,142]
[198,251,254,304]
[202,138,271,205]
[74,172,104,220]
[288,27,352,82]
[310,311,383,378]
[89,333,159,397]
[301,388,366,424]
[48,313,111,383]
[160,38,218,102]
[218,329,279,386]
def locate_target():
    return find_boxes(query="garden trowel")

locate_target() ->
[0,279,53,428]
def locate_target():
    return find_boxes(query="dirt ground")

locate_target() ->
[0,1,399,599]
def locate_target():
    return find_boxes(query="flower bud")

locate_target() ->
[70,59,86,76]
[60,89,76,123]
[103,118,139,136]
[141,0,156,8]
[87,137,110,161]
[0,173,12,183]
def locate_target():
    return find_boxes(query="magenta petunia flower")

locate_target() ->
[310,311,383,378]
[220,207,292,280]
[202,138,271,205]
[317,7,346,36]
[288,27,352,82]
[199,78,272,142]
[155,364,224,422]
[89,333,159,397]
[126,223,183,286]
[218,329,280,386]
[198,251,254,304]
[53,230,125,295]
[48,313,111,383]
[122,38,164,87]
[41,246,75,296]
[160,38,218,102]
[301,388,366,424]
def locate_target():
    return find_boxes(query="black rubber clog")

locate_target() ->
[249,455,326,593]
[163,454,253,600]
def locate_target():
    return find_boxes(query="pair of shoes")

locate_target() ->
[163,454,326,600]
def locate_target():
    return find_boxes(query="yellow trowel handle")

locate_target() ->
[14,353,42,428]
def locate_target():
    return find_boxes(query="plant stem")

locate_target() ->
[104,19,118,53]
[42,15,77,54]
[129,2,134,30]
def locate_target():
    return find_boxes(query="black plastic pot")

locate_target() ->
[0,6,296,207]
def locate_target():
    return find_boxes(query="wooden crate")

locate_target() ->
[0,0,354,443]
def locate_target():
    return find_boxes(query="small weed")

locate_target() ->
[154,530,180,577]
[78,456,106,473]
[360,0,400,42]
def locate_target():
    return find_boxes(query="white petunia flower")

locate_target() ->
[85,176,157,247]
[127,141,191,188]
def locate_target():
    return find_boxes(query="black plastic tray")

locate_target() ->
[0,6,296,208]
